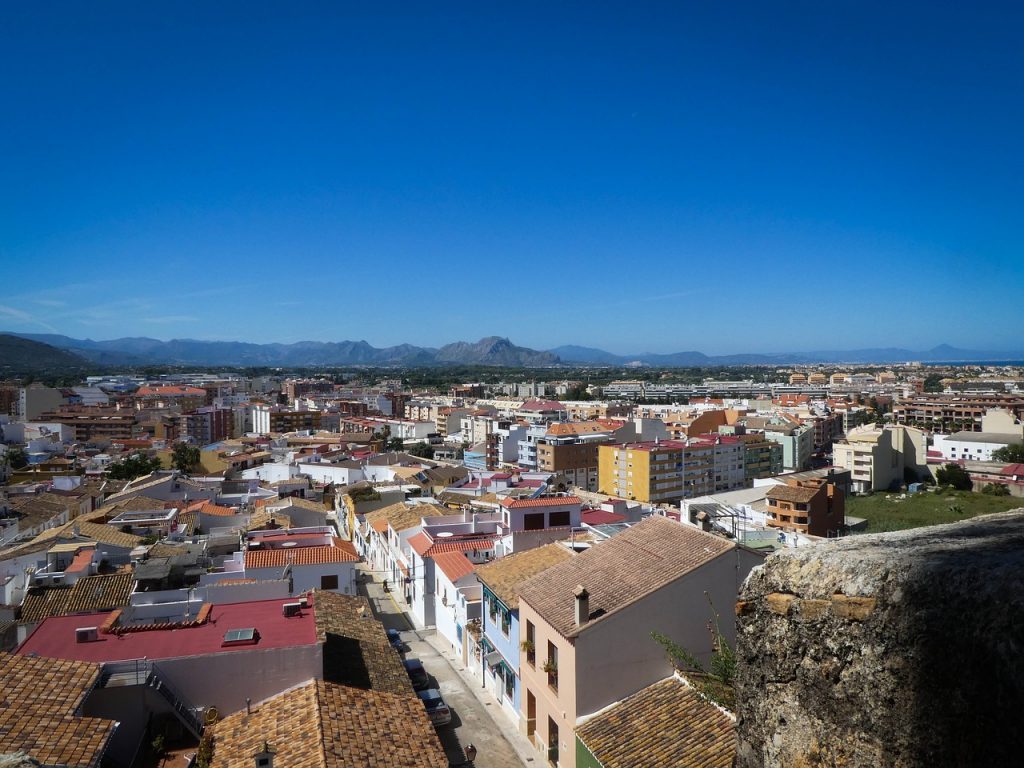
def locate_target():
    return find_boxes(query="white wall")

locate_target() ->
[433,571,476,653]
[240,462,298,483]
[296,462,363,485]
[247,561,357,596]
[129,580,290,608]
[933,434,1016,463]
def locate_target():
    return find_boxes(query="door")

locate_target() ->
[526,689,536,739]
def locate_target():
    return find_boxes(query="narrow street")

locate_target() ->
[357,565,532,768]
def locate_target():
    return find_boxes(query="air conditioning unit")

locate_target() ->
[298,596,310,609]
[282,602,302,617]
[76,627,99,643]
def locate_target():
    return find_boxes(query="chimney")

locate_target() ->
[574,584,589,626]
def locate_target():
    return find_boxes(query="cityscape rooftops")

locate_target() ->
[136,385,206,397]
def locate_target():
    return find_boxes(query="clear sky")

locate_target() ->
[1,1,1022,355]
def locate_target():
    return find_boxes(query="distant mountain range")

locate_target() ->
[6,333,558,368]
[3,332,1019,369]
[548,343,1024,366]
[0,334,91,374]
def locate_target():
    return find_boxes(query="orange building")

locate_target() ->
[765,477,845,538]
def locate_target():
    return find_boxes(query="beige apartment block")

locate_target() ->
[517,516,763,768]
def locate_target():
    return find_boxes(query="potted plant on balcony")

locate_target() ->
[520,639,535,653]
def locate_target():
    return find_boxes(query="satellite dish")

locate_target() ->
[436,531,454,538]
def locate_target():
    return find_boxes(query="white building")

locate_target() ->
[244,527,359,595]
[932,408,1024,463]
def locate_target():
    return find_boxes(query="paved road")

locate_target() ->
[358,566,529,768]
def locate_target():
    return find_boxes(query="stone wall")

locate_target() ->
[734,510,1024,767]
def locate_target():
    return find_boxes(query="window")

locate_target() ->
[525,620,536,666]
[501,606,511,637]
[222,628,259,646]
[548,717,560,764]
[545,641,558,691]
[320,574,339,590]
[524,512,545,530]
[548,510,570,527]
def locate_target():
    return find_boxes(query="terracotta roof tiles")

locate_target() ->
[500,495,582,509]
[199,501,239,517]
[475,543,573,609]
[409,532,497,558]
[363,501,448,534]
[19,573,135,624]
[210,680,447,768]
[433,552,476,583]
[518,516,734,638]
[245,539,357,569]
[313,591,414,696]
[575,677,735,768]
[765,484,821,503]
[0,653,117,767]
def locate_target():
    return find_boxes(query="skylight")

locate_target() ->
[222,627,259,646]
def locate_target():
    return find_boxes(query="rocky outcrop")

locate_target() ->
[734,510,1024,768]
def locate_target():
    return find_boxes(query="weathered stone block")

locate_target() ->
[735,511,1024,768]
[830,594,876,621]
[795,598,830,621]
[765,592,795,616]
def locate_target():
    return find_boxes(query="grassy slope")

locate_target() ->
[847,489,1022,534]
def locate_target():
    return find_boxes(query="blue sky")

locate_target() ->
[1,1,1022,355]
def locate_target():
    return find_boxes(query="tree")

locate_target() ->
[982,483,1011,496]
[564,384,593,401]
[935,462,972,491]
[171,442,201,473]
[374,425,404,452]
[107,452,163,481]
[407,443,435,459]
[4,446,28,470]
[992,444,1024,464]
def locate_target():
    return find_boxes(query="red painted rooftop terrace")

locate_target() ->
[17,596,318,664]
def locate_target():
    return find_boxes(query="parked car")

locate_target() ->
[387,628,404,650]
[403,658,430,690]
[417,688,452,727]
